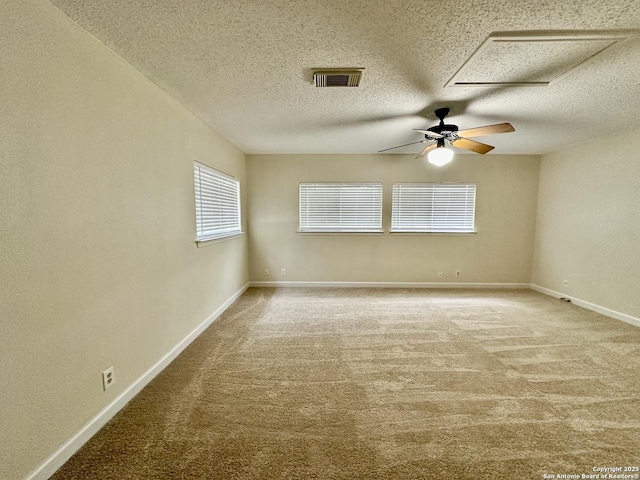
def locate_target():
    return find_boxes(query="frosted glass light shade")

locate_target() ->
[427,147,454,166]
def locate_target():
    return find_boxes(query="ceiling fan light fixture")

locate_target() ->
[427,146,454,166]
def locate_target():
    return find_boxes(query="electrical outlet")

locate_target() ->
[102,366,114,391]
[437,272,443,279]
[455,270,461,278]
[280,268,286,276]
[563,279,569,287]
[264,268,269,276]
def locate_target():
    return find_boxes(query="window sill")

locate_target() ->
[390,231,477,236]
[298,230,384,236]
[196,232,244,247]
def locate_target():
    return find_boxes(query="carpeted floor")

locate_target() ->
[52,288,640,479]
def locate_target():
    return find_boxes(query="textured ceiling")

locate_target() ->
[49,0,640,155]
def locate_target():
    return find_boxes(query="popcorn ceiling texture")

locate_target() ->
[49,0,640,155]
[51,288,640,479]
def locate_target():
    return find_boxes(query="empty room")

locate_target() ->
[2,0,640,479]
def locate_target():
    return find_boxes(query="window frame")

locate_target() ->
[193,161,243,244]
[391,182,477,234]
[298,182,384,234]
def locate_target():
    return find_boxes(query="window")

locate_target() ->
[299,183,383,233]
[193,162,242,242]
[391,183,476,233]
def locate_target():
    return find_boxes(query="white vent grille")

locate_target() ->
[313,69,363,87]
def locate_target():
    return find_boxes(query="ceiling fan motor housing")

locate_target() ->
[428,124,459,135]
[430,108,458,135]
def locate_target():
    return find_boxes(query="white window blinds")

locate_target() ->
[391,183,476,233]
[194,162,242,241]
[299,183,383,232]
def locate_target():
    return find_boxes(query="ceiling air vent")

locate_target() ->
[313,69,364,87]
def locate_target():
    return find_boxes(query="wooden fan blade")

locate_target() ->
[416,143,437,159]
[378,140,426,153]
[413,129,443,138]
[456,123,514,138]
[452,138,495,154]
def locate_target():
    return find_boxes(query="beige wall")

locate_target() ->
[248,154,540,284]
[532,127,640,319]
[0,1,248,478]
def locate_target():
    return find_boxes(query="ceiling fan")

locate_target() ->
[379,107,515,165]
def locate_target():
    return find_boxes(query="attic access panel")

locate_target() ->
[446,32,629,87]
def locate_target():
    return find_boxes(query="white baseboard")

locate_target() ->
[249,281,531,289]
[531,284,640,328]
[26,282,250,480]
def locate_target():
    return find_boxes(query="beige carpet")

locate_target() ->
[52,288,640,479]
